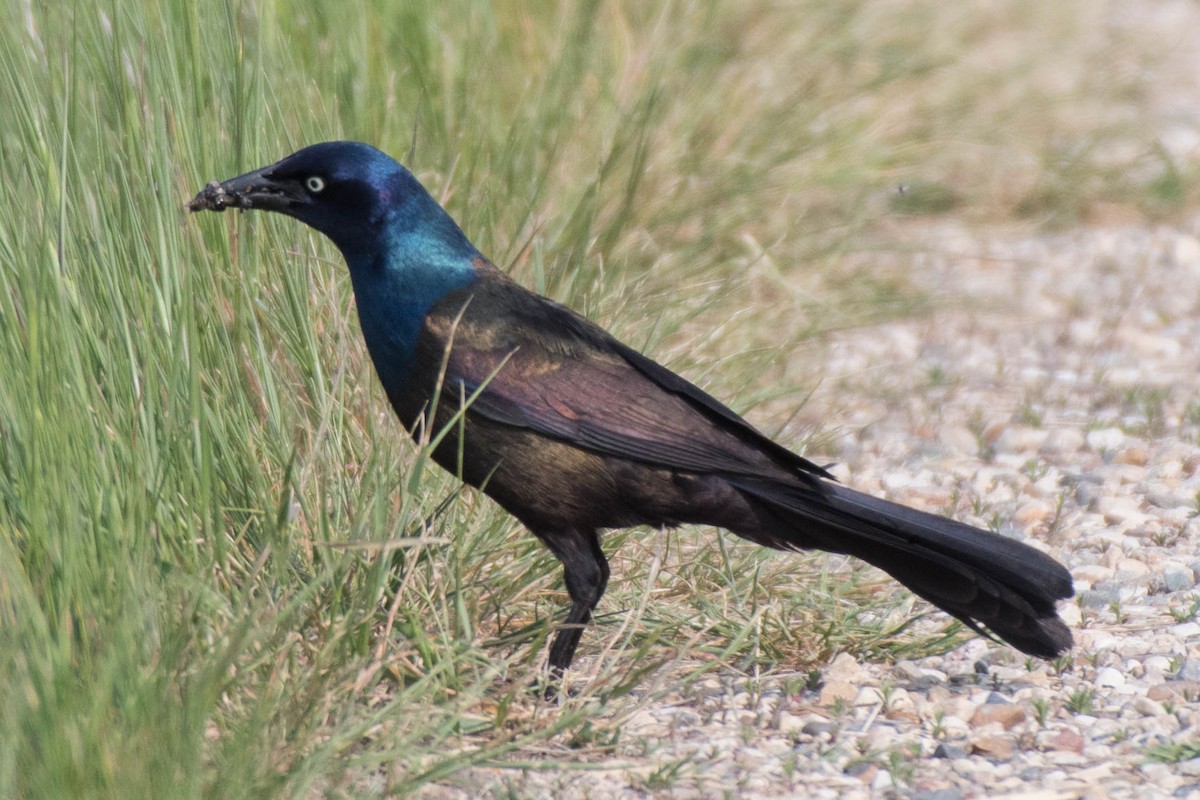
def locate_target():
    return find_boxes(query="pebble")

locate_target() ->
[854,686,883,707]
[1178,659,1200,682]
[995,426,1047,454]
[1042,428,1085,455]
[940,425,979,454]
[971,703,1027,729]
[1171,624,1200,641]
[885,688,919,721]
[1087,428,1126,454]
[1073,564,1114,585]
[801,718,836,736]
[1134,696,1167,717]
[1098,496,1150,526]
[818,680,858,707]
[1049,729,1085,753]
[1148,681,1200,702]
[1115,444,1150,466]
[1144,655,1176,675]
[1014,500,1053,525]
[912,789,965,800]
[826,652,866,683]
[1164,562,1197,592]
[933,743,969,759]
[895,660,948,686]
[970,734,1016,760]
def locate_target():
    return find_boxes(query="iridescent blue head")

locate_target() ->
[190,141,483,386]
[191,141,480,270]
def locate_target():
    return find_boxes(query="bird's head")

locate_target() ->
[189,141,477,267]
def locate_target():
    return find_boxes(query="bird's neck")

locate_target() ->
[344,212,480,393]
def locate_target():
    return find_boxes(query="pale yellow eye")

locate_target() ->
[305,176,326,193]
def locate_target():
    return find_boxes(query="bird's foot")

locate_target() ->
[528,666,577,701]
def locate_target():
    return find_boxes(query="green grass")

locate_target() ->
[1145,739,1200,764]
[0,0,1191,797]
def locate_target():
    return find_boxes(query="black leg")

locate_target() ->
[537,528,609,673]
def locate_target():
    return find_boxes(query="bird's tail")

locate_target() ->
[728,477,1074,658]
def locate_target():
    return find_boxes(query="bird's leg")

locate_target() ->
[534,528,608,695]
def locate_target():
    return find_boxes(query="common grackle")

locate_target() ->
[189,142,1073,678]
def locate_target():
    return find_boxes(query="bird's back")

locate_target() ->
[382,262,830,533]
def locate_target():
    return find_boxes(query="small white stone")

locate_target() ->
[1094,667,1125,688]
[1098,496,1150,527]
[1072,564,1114,585]
[1078,629,1121,650]
[1144,655,1175,675]
[993,426,1048,454]
[825,652,865,683]
[1115,558,1150,577]
[1145,484,1194,510]
[776,711,805,733]
[1173,234,1200,266]
[1163,562,1196,592]
[1041,428,1085,455]
[1068,318,1101,346]
[1134,696,1166,717]
[1059,603,1082,627]
[1087,427,1126,453]
[939,424,979,454]
[1169,622,1200,638]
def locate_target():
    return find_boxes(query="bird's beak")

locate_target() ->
[187,164,308,214]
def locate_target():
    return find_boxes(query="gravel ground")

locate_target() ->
[760,220,1200,799]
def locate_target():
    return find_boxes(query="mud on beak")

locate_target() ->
[187,164,308,214]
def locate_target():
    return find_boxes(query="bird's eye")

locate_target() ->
[305,176,326,193]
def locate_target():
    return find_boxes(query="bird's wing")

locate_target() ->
[421,272,832,483]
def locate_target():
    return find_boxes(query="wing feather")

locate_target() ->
[420,269,831,484]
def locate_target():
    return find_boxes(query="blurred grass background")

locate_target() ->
[0,0,1193,796]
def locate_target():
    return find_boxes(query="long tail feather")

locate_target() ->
[729,477,1074,658]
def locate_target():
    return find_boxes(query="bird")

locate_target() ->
[189,141,1074,680]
